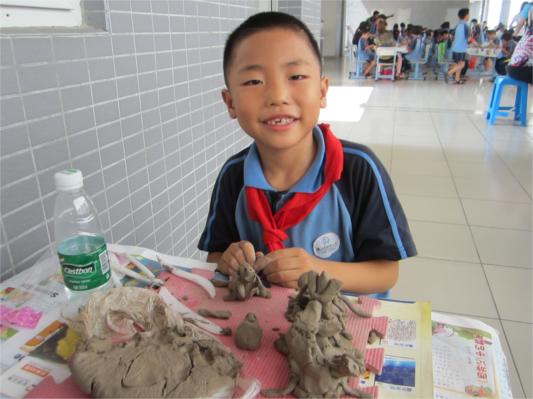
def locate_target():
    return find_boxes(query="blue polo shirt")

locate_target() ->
[198,126,416,266]
[520,3,532,20]
[451,21,469,53]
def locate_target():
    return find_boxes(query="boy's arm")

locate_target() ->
[318,258,399,294]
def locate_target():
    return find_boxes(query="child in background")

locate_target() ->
[393,23,400,42]
[447,8,470,84]
[483,30,500,72]
[356,22,377,76]
[199,12,416,295]
[495,31,517,75]
[405,26,424,64]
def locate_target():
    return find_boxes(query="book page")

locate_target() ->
[358,299,434,398]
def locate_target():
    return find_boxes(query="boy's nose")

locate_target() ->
[265,81,289,106]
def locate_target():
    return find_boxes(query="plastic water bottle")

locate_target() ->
[53,169,111,300]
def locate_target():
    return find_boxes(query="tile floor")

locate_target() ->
[320,58,532,398]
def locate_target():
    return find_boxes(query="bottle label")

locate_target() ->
[58,237,110,291]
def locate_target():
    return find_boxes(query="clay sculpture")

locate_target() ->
[235,313,263,350]
[262,271,372,399]
[221,262,271,301]
[69,287,242,398]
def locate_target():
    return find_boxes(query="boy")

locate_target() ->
[446,8,470,84]
[198,12,416,295]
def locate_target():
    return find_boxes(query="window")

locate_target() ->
[0,0,82,28]
[507,0,526,25]
[486,0,503,27]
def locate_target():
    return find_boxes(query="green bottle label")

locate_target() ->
[57,235,110,291]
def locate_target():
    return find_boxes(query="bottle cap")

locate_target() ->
[54,169,83,192]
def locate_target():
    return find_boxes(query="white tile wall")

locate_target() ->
[0,0,267,279]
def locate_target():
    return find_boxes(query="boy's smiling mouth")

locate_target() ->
[263,115,298,126]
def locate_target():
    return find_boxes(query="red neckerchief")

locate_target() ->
[245,123,344,252]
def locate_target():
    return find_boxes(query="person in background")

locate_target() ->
[447,8,470,84]
[483,30,500,72]
[495,22,506,41]
[507,8,533,83]
[393,23,400,42]
[400,22,406,40]
[405,25,424,66]
[356,21,377,76]
[511,1,533,38]
[438,29,452,60]
[495,31,517,75]
[367,10,380,34]
[480,20,488,43]
[470,19,481,44]
[374,16,405,78]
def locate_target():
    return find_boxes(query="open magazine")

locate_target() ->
[0,249,514,399]
[358,299,434,398]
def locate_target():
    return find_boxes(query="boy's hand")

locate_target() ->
[218,241,258,276]
[255,248,319,289]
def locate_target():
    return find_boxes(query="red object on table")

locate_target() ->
[28,270,386,399]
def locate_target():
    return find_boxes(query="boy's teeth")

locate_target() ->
[267,117,294,125]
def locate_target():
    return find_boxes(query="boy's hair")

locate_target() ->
[400,22,406,28]
[458,8,469,19]
[501,31,512,41]
[353,21,371,44]
[372,10,380,16]
[222,12,321,86]
[471,18,478,24]
[441,21,450,29]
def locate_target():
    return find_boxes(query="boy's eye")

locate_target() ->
[243,79,262,86]
[290,75,306,81]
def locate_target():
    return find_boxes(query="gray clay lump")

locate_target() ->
[262,271,372,399]
[234,312,263,351]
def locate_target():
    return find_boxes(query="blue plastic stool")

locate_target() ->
[487,76,529,126]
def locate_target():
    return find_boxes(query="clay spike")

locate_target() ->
[339,295,372,318]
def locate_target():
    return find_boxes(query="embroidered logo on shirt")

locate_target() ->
[313,233,340,258]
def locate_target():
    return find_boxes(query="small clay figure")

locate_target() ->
[262,271,372,399]
[197,308,232,320]
[235,313,262,351]
[221,263,271,301]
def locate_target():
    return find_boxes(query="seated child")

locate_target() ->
[356,21,377,76]
[483,29,500,72]
[405,26,424,64]
[198,12,417,295]
[495,31,517,75]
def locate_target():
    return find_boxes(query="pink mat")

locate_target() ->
[28,270,387,398]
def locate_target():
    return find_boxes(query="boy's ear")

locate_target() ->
[319,76,329,108]
[221,89,237,119]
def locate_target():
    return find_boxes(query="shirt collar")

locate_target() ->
[243,126,326,193]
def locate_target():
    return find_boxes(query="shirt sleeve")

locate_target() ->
[345,147,417,262]
[519,4,532,20]
[197,161,242,253]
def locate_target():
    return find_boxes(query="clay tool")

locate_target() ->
[158,287,230,336]
[122,253,166,287]
[108,252,164,288]
[157,255,216,299]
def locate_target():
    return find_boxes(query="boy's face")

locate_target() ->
[222,28,328,152]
